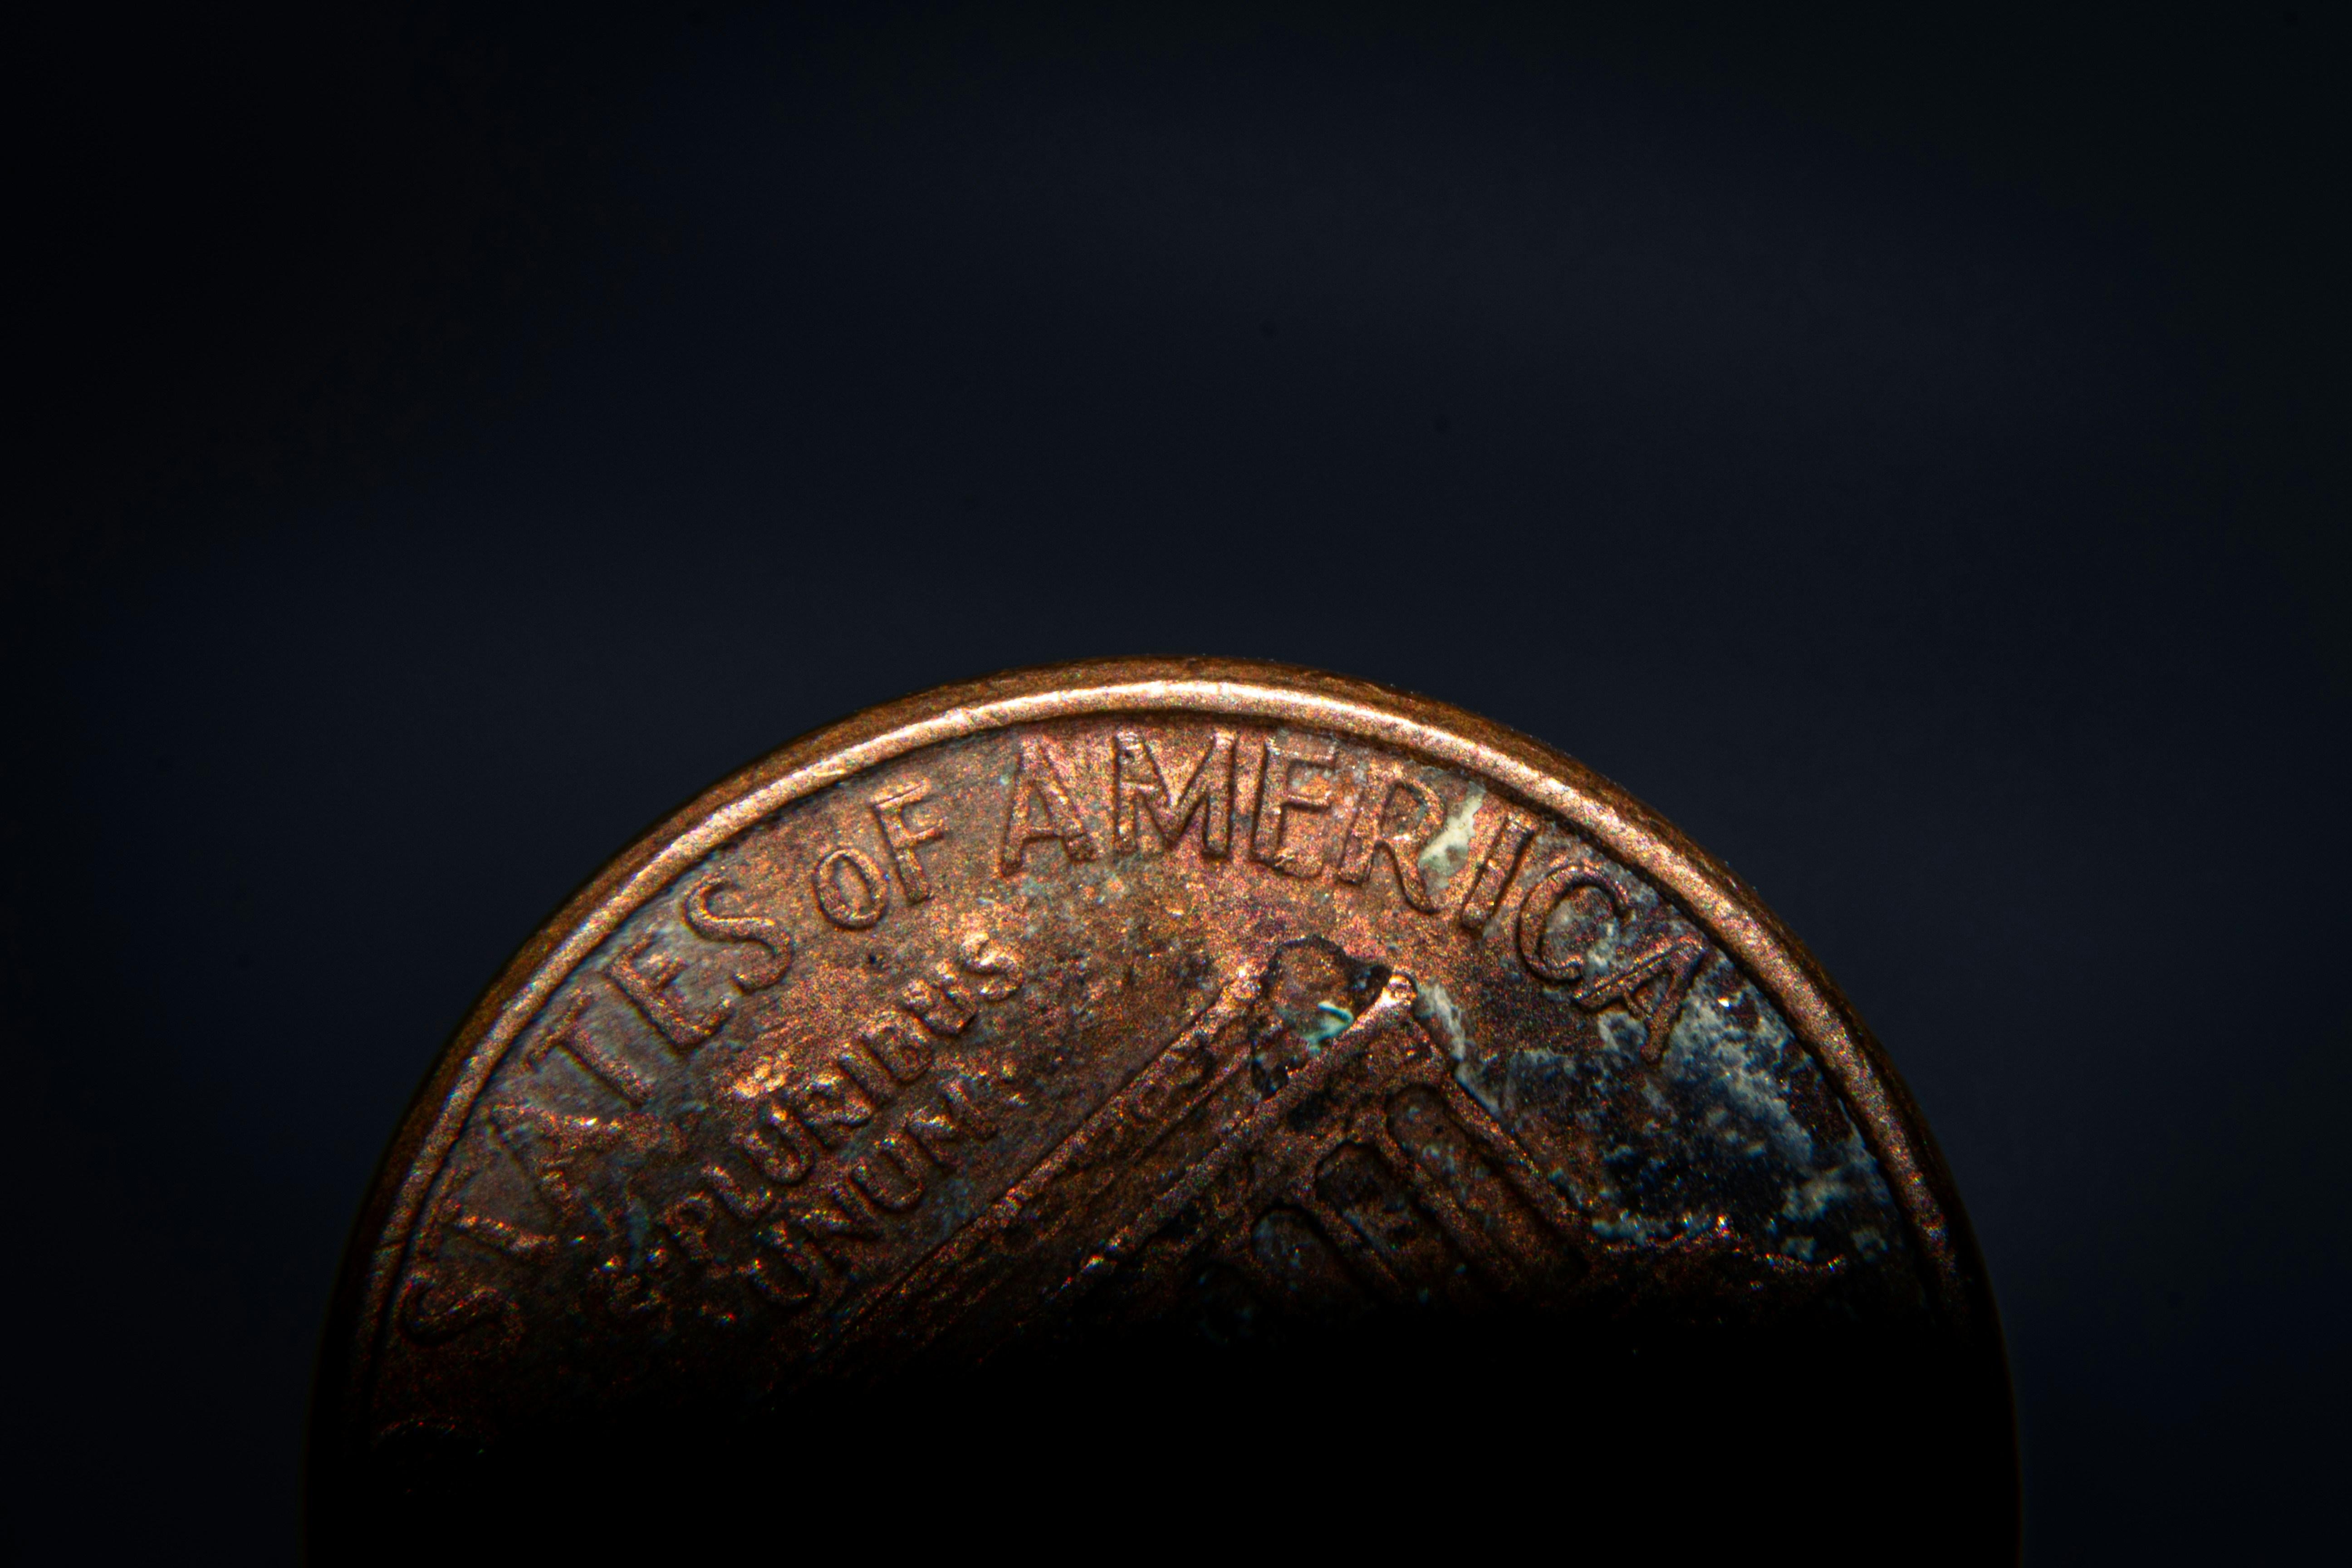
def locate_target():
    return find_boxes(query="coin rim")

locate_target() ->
[312,656,2004,1455]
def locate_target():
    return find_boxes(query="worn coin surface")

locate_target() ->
[312,660,2014,1557]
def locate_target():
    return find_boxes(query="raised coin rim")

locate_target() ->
[313,656,2001,1446]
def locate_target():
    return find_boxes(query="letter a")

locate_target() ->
[1000,734,1101,871]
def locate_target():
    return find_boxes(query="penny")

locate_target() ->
[311,660,2015,1558]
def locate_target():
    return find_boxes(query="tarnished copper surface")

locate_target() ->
[311,660,2015,1557]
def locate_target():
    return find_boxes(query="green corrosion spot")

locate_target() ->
[1302,1001,1355,1047]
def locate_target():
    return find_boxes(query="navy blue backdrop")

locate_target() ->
[7,4,2345,1558]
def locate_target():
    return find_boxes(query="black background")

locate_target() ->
[6,3,2345,1559]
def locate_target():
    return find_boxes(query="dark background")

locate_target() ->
[5,2,2345,1558]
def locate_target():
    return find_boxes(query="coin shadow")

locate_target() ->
[312,1305,2013,1563]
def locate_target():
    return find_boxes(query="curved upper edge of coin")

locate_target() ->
[314,656,2005,1469]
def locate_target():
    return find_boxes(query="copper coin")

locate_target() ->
[312,660,2014,1557]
